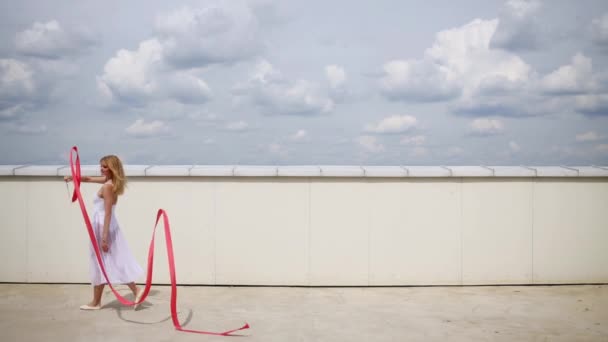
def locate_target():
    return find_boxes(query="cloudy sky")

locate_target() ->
[1,0,608,166]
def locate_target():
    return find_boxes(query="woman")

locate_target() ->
[65,155,143,310]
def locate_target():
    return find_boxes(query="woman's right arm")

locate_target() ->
[64,176,106,183]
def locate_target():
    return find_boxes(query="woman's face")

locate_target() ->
[100,161,111,178]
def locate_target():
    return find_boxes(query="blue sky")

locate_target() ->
[1,0,608,165]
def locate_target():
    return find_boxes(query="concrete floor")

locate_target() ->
[0,284,607,342]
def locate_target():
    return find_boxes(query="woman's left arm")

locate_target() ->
[101,184,113,252]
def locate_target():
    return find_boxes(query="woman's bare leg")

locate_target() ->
[89,284,104,307]
[127,282,139,297]
[127,282,143,309]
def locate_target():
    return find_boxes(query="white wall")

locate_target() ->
[1,175,607,285]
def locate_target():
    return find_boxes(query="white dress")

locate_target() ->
[89,194,143,286]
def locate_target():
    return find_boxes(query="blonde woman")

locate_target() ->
[65,155,143,310]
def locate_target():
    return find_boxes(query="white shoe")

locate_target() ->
[79,304,101,310]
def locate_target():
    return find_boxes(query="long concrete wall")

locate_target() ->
[1,167,607,285]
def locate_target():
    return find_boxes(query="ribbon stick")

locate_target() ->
[65,181,71,199]
[69,146,249,336]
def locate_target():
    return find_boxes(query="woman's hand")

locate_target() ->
[64,175,73,182]
[101,231,110,252]
[101,238,110,253]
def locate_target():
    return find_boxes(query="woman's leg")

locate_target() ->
[127,282,139,297]
[127,282,143,309]
[89,284,104,306]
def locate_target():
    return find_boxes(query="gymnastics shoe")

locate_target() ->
[79,304,101,310]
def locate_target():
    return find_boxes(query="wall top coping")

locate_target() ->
[1,165,608,177]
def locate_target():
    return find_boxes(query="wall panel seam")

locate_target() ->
[460,178,464,285]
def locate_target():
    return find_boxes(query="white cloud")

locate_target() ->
[446,146,465,157]
[541,53,596,95]
[549,145,595,162]
[0,105,24,120]
[1,21,94,129]
[427,19,531,91]
[326,64,350,102]
[233,60,334,115]
[469,118,505,136]
[290,129,308,141]
[0,59,37,119]
[189,111,218,122]
[15,20,98,59]
[365,115,417,134]
[326,65,346,89]
[97,39,164,103]
[268,142,287,156]
[7,122,47,135]
[399,13,605,119]
[356,135,384,153]
[596,144,608,153]
[430,19,532,117]
[452,97,528,117]
[504,0,541,19]
[4,2,608,167]
[250,59,282,84]
[576,131,604,142]
[380,59,459,102]
[490,0,542,51]
[155,4,262,67]
[125,119,170,137]
[400,135,426,146]
[98,2,264,109]
[575,94,608,116]
[97,39,211,106]
[380,18,533,112]
[0,59,35,97]
[591,13,608,46]
[225,120,248,131]
[409,146,429,157]
[165,72,212,104]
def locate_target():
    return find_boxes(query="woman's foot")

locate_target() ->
[134,288,144,310]
[79,301,101,310]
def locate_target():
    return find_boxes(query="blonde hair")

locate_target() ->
[100,155,127,195]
